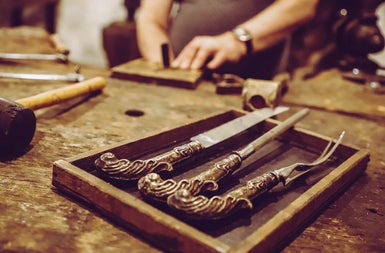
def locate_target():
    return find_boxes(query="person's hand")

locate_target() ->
[171,31,248,70]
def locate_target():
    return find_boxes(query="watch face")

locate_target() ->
[232,27,253,54]
[233,28,251,42]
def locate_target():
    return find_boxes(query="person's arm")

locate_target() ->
[136,0,174,63]
[172,0,319,70]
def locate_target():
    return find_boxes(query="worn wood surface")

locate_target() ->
[111,58,202,89]
[1,27,384,252]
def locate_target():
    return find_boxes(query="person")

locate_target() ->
[136,0,319,79]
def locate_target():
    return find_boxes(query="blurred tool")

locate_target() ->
[0,65,84,82]
[0,72,84,82]
[0,34,70,63]
[342,67,385,94]
[213,73,245,94]
[0,52,68,63]
[242,73,288,110]
[161,43,170,68]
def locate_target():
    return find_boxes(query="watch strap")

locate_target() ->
[232,27,253,55]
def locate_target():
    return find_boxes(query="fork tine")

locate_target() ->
[307,131,345,167]
[282,131,345,185]
[311,138,333,164]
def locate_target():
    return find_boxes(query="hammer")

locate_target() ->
[0,76,106,156]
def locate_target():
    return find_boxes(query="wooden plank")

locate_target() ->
[111,58,202,89]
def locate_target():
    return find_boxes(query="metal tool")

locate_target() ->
[0,72,84,82]
[138,108,309,202]
[0,52,68,63]
[342,68,385,94]
[161,43,170,68]
[213,73,244,94]
[167,131,345,220]
[95,106,289,181]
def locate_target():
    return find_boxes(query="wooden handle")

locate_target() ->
[50,33,70,55]
[15,77,106,110]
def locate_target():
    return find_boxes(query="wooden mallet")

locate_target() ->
[0,77,106,156]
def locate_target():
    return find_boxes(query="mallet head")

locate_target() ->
[0,98,36,156]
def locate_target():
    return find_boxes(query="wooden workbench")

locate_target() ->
[0,27,384,252]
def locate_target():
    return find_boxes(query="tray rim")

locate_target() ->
[51,110,370,253]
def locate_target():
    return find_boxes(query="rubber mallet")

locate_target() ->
[0,76,106,156]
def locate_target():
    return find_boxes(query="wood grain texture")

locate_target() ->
[111,58,202,89]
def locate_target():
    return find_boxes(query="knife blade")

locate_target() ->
[95,106,289,181]
[191,106,288,148]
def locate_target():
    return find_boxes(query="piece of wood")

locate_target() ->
[111,58,202,89]
[52,110,369,253]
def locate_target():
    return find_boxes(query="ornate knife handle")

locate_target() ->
[167,172,280,220]
[138,153,243,202]
[94,141,203,181]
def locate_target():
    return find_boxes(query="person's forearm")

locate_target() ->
[137,22,171,62]
[240,0,319,52]
[136,0,174,63]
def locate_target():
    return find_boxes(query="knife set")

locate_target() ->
[93,108,344,220]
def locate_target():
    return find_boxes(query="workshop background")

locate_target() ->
[1,0,385,69]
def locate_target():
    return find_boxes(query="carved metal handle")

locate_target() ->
[166,130,344,220]
[167,172,280,220]
[94,141,203,181]
[138,153,243,202]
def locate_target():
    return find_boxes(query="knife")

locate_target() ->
[95,106,289,181]
[139,108,309,202]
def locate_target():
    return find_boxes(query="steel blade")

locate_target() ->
[191,106,289,148]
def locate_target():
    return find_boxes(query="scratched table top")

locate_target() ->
[0,27,384,252]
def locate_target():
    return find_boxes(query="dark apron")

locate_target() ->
[169,0,286,79]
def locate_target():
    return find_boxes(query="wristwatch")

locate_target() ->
[231,27,253,55]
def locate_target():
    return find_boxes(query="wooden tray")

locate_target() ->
[52,110,369,253]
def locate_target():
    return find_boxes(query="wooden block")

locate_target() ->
[52,110,369,253]
[111,58,202,89]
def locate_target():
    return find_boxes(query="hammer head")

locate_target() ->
[0,98,36,156]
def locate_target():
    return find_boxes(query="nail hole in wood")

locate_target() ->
[125,109,144,117]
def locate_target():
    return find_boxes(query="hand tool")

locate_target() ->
[0,52,68,63]
[138,108,309,202]
[161,43,170,68]
[213,73,244,94]
[167,130,344,219]
[0,72,84,82]
[0,34,69,63]
[341,68,385,94]
[0,77,106,156]
[95,106,289,181]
